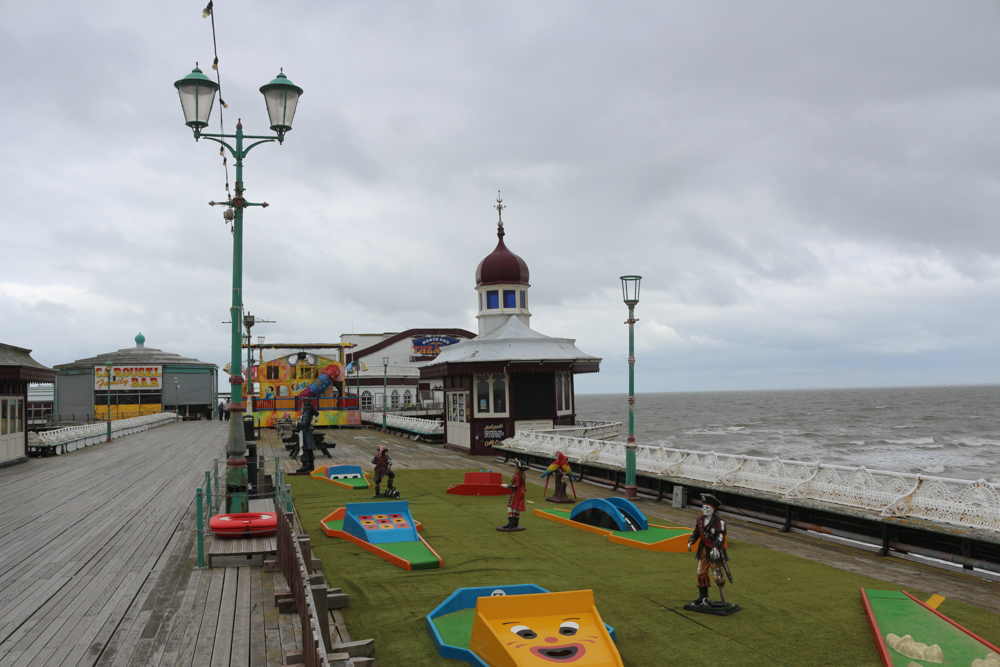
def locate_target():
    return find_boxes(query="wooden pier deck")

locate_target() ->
[1,420,997,667]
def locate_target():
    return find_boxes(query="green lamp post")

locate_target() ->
[105,360,113,442]
[620,275,642,500]
[175,64,303,513]
[381,356,389,432]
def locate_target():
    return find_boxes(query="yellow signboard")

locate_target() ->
[95,365,162,391]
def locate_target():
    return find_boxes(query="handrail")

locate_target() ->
[501,430,1000,533]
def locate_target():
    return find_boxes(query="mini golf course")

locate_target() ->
[288,468,1000,666]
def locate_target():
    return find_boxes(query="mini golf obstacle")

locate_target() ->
[534,497,690,552]
[447,471,509,496]
[209,512,278,538]
[861,588,1000,667]
[320,500,442,570]
[311,464,371,490]
[427,585,622,667]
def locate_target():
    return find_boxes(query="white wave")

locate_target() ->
[917,464,946,474]
[891,425,917,430]
[885,437,935,446]
[953,437,1000,448]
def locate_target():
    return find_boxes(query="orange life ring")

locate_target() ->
[209,512,278,538]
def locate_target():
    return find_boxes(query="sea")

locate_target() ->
[575,385,1000,484]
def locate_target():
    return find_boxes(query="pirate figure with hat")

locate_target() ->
[497,459,528,532]
[371,445,399,498]
[684,494,741,615]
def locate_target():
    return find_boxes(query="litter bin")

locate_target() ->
[243,415,256,442]
[247,442,259,488]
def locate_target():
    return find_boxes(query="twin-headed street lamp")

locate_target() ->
[175,64,303,512]
[620,275,642,500]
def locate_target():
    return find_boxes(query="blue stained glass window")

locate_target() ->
[487,291,499,309]
[503,290,516,308]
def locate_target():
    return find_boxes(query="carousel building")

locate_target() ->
[53,334,218,421]
[420,203,600,455]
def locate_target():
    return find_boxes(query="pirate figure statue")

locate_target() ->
[684,494,741,616]
[497,459,528,532]
[292,400,318,474]
[371,445,398,498]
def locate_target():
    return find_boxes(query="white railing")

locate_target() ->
[28,413,178,454]
[501,430,1000,533]
[525,420,622,441]
[360,411,444,436]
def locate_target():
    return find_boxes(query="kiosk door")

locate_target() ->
[446,391,470,450]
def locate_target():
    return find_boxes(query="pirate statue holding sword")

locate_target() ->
[684,493,741,616]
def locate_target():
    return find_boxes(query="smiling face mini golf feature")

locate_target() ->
[470,590,623,666]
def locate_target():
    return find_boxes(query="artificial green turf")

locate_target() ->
[289,469,1000,667]
[432,608,476,650]
[866,590,992,665]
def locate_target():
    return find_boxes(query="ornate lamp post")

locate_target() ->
[620,275,642,500]
[175,64,303,513]
[381,356,389,432]
[173,377,180,419]
[105,360,113,442]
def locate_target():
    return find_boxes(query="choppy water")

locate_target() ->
[576,385,1000,483]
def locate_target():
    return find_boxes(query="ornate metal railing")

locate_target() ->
[501,431,1000,533]
[523,420,622,441]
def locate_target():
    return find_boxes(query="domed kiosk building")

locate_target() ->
[420,204,600,454]
[54,334,218,421]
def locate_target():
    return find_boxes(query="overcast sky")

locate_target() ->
[1,1,998,394]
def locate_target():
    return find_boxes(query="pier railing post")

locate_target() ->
[205,470,212,517]
[196,488,206,569]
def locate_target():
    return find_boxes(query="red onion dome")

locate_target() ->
[475,225,530,286]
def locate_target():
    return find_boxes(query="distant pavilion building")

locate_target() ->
[54,334,218,421]
[0,343,56,467]
[420,197,600,454]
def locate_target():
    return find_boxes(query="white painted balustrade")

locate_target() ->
[360,411,443,435]
[27,413,178,454]
[501,430,1000,533]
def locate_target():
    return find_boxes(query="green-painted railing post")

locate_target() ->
[213,458,220,513]
[205,470,212,515]
[196,487,206,569]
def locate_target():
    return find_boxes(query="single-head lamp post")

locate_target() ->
[381,356,389,432]
[173,65,219,134]
[620,275,642,500]
[259,70,303,141]
[105,361,113,442]
[173,377,180,420]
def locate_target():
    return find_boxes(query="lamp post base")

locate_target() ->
[624,484,638,501]
[225,408,249,513]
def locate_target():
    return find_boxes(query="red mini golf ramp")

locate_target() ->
[320,501,442,571]
[447,471,509,496]
[861,588,1000,666]
[533,507,690,552]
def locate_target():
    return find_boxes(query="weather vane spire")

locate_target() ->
[495,190,505,229]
